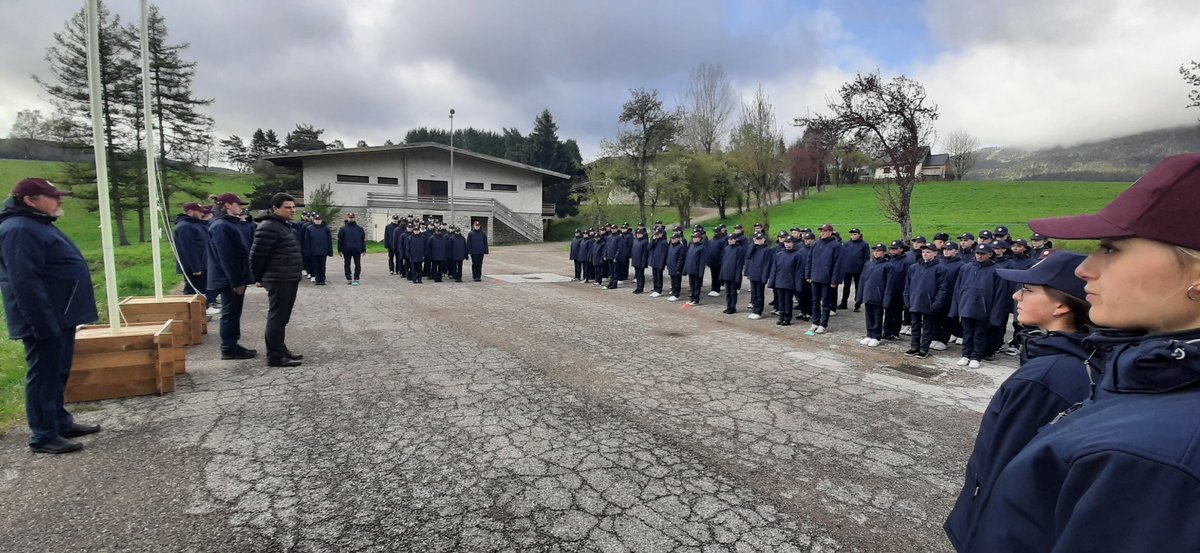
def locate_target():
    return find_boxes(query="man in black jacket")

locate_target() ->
[337,213,366,285]
[250,193,303,367]
[466,219,489,281]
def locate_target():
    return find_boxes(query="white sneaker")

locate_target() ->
[205,306,220,316]
[948,335,959,343]
[867,339,880,347]
[859,337,871,345]
[667,296,678,302]
[830,310,838,316]
[955,337,964,345]
[957,357,970,366]
[930,341,948,351]
[968,360,981,369]
[808,324,819,332]
[900,325,912,335]
[1004,345,1020,356]
[649,292,660,298]
[707,291,720,297]
[748,314,762,320]
[815,326,827,334]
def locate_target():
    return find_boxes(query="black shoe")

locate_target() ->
[268,358,302,367]
[632,290,643,294]
[914,350,930,359]
[837,304,849,311]
[60,422,101,438]
[905,349,920,356]
[473,279,482,282]
[983,355,997,362]
[283,349,303,360]
[883,335,898,341]
[776,320,784,325]
[316,281,326,286]
[30,436,83,454]
[853,306,861,313]
[221,348,257,360]
[780,321,792,326]
[722,308,735,314]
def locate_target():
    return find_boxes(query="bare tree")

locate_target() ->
[601,88,681,225]
[729,85,785,229]
[680,63,737,154]
[945,129,979,180]
[799,72,938,240]
[1183,60,1200,120]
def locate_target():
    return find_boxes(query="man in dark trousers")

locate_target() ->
[250,193,304,367]
[630,227,650,294]
[302,214,333,285]
[570,229,584,281]
[429,226,449,282]
[719,233,746,314]
[647,228,668,297]
[337,213,366,285]
[384,214,401,275]
[208,192,257,360]
[0,178,101,454]
[407,225,427,283]
[838,228,870,312]
[466,219,489,281]
[450,226,467,282]
[174,202,217,314]
[706,224,727,296]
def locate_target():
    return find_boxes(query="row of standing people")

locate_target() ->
[381,215,489,284]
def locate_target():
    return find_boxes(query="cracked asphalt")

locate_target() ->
[0,243,1018,552]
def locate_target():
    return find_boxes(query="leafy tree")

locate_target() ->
[327,139,345,150]
[1182,60,1200,120]
[602,88,681,225]
[830,143,872,185]
[247,160,302,209]
[681,62,737,154]
[284,123,327,151]
[944,129,979,180]
[8,109,48,140]
[355,140,368,148]
[305,183,341,222]
[219,134,251,171]
[798,72,938,240]
[729,86,784,229]
[383,139,395,146]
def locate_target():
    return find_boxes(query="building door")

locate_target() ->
[417,179,448,198]
[371,212,390,242]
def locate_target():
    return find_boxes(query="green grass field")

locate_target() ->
[546,204,683,242]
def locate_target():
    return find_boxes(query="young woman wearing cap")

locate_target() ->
[961,154,1200,552]
[944,251,1093,551]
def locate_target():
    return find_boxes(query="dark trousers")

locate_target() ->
[651,268,664,293]
[811,283,834,326]
[864,303,884,339]
[620,259,630,281]
[218,286,246,351]
[688,274,704,302]
[961,317,990,360]
[670,274,682,297]
[410,262,423,283]
[470,254,485,281]
[750,280,766,315]
[432,260,445,282]
[182,271,217,306]
[302,252,312,275]
[264,280,299,361]
[573,261,582,280]
[910,312,937,351]
[308,255,327,283]
[903,308,911,327]
[398,257,408,276]
[452,260,464,281]
[987,325,1006,356]
[343,252,362,281]
[595,261,608,281]
[607,260,620,288]
[936,314,960,343]
[22,329,76,444]
[708,266,722,292]
[776,288,795,322]
[724,280,739,310]
[796,282,812,317]
[387,249,398,273]
[840,272,861,308]
[884,305,903,337]
[634,267,646,292]
[583,261,593,281]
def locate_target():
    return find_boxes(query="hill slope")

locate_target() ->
[972,125,1200,181]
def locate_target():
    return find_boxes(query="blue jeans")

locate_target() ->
[218,286,246,352]
[23,329,76,444]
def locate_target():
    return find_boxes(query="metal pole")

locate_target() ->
[140,0,163,300]
[86,0,121,331]
[449,108,455,224]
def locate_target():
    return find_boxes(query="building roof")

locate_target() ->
[924,153,950,167]
[261,142,570,180]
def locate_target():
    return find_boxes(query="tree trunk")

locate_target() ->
[717,200,726,220]
[137,207,146,243]
[636,190,647,227]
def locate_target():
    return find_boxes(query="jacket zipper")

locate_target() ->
[64,280,78,315]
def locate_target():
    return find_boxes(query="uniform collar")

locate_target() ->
[1087,329,1200,394]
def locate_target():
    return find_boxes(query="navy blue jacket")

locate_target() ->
[647,238,668,270]
[769,248,801,290]
[683,241,707,276]
[839,238,870,275]
[303,223,333,257]
[945,331,1091,551]
[935,256,964,314]
[718,242,745,283]
[963,330,1200,553]
[337,222,367,254]
[467,229,489,255]
[603,232,621,261]
[620,232,633,262]
[704,232,726,267]
[450,233,467,261]
[173,213,209,274]
[950,259,1001,320]
[569,237,583,261]
[0,202,98,339]
[236,218,256,252]
[856,256,889,305]
[407,232,427,262]
[744,243,774,283]
[666,241,687,277]
[883,255,908,308]
[905,257,942,314]
[208,213,254,290]
[630,236,650,269]
[384,222,400,251]
[806,236,843,284]
[296,221,309,255]
[580,239,593,265]
[429,232,449,261]
[590,237,605,266]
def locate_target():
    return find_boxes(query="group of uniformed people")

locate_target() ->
[381,215,490,283]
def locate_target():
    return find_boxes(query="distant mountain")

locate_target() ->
[970,125,1200,181]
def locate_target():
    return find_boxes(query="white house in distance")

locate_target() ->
[873,149,951,180]
[263,143,567,244]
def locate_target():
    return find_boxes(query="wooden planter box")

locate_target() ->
[119,294,207,347]
[65,321,178,404]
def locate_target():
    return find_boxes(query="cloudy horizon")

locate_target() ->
[1,0,1197,162]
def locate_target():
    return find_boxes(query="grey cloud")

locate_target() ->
[923,0,1124,47]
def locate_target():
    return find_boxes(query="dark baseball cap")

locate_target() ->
[991,240,1010,250]
[733,224,743,230]
[214,192,248,205]
[872,243,887,251]
[889,239,906,249]
[917,243,935,251]
[994,226,1010,235]
[849,228,862,234]
[789,227,802,233]
[933,232,950,241]
[753,232,766,240]
[942,242,960,251]
[12,178,72,198]
[819,224,834,231]
[783,236,795,243]
[1030,233,1046,241]
[978,230,994,239]
[1012,238,1029,247]
[974,244,994,254]
[1030,154,1200,250]
[913,235,927,243]
[803,232,816,240]
[777,231,788,237]
[958,232,975,240]
[997,251,1088,301]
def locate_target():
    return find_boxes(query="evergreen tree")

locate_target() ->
[249,128,270,159]
[219,134,250,171]
[284,123,327,151]
[263,129,281,153]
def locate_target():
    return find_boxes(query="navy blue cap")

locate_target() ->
[1030,233,1046,241]
[803,232,816,240]
[942,242,960,251]
[1012,238,1029,247]
[733,224,743,229]
[872,243,887,251]
[789,227,802,232]
[997,251,1088,301]
[991,240,1010,249]
[974,244,994,254]
[753,232,766,240]
[958,232,975,240]
[979,230,994,239]
[994,226,1010,235]
[933,232,950,241]
[889,239,906,249]
[783,236,795,243]
[913,235,927,243]
[849,228,862,234]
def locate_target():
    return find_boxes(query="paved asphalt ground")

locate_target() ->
[0,243,1019,552]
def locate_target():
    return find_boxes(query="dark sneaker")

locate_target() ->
[779,321,792,326]
[914,350,930,359]
[30,436,83,454]
[283,349,303,360]
[268,358,302,368]
[905,349,920,356]
[60,423,101,438]
[221,348,256,360]
[983,354,998,362]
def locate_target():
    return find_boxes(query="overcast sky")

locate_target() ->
[1,0,1197,161]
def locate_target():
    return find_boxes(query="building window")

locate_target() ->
[378,176,399,185]
[491,183,518,192]
[337,174,369,183]
[465,181,484,190]
[882,167,892,174]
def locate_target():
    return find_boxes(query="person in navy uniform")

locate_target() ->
[933,242,965,349]
[944,251,1092,552]
[706,224,727,296]
[337,213,366,285]
[590,229,607,287]
[580,229,595,283]
[406,225,426,283]
[603,224,621,289]
[174,202,216,311]
[795,231,816,322]
[449,226,467,282]
[770,236,801,325]
[999,239,1037,355]
[719,233,746,314]
[856,244,890,347]
[882,240,908,340]
[904,244,943,359]
[744,232,774,320]
[302,214,332,285]
[466,219,489,281]
[950,244,1003,369]
[665,232,686,301]
[0,178,101,454]
[684,230,708,305]
[429,226,449,283]
[647,228,668,297]
[960,153,1200,553]
[619,223,634,282]
[1028,233,1051,259]
[630,227,650,294]
[570,229,584,281]
[957,233,976,260]
[805,224,842,336]
[384,215,401,275]
[208,192,257,360]
[838,228,870,312]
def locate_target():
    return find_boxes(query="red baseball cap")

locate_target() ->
[1029,154,1200,250]
[182,202,203,212]
[12,178,72,198]
[213,192,248,205]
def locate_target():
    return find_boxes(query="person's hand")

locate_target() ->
[830,283,837,289]
[234,286,246,295]
[255,282,263,288]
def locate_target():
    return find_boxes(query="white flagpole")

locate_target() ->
[86,0,121,332]
[140,0,163,299]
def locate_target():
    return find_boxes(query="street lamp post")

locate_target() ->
[449,108,455,224]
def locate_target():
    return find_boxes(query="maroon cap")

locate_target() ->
[12,178,72,198]
[182,202,203,212]
[1030,154,1200,250]
[819,224,835,231]
[213,192,248,205]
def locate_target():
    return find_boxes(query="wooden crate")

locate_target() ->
[119,295,206,346]
[65,321,178,403]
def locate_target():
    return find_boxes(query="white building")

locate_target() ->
[872,150,951,181]
[263,143,567,244]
